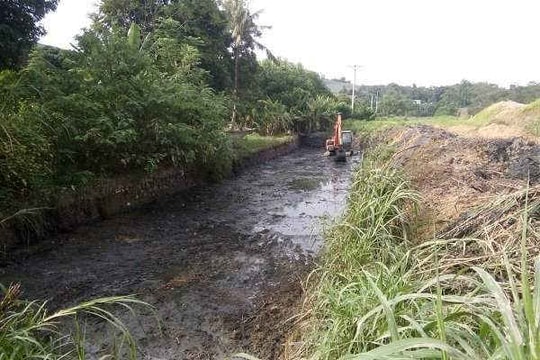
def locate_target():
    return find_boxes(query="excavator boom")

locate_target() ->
[325,113,354,161]
[332,113,342,147]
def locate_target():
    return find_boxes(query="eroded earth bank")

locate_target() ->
[0,148,359,359]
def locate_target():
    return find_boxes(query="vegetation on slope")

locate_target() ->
[232,133,294,161]
[345,97,540,141]
[291,132,540,359]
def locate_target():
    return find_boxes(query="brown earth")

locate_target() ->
[445,123,528,139]
[385,125,540,236]
[376,125,540,277]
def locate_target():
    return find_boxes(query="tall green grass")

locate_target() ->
[232,133,294,161]
[296,147,420,359]
[296,144,540,360]
[344,116,462,137]
[344,113,505,140]
[0,283,152,359]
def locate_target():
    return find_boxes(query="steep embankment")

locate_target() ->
[388,125,540,236]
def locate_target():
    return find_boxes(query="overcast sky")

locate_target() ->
[40,0,540,87]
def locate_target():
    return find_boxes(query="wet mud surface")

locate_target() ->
[0,149,359,359]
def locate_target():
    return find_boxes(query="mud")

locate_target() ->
[0,137,299,250]
[0,148,359,359]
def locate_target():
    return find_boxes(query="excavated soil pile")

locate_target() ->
[386,125,540,240]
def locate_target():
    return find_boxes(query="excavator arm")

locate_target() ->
[325,113,343,152]
[325,113,353,161]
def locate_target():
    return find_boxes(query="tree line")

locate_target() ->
[333,80,540,117]
[0,0,347,212]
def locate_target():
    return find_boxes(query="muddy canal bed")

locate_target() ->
[0,149,359,359]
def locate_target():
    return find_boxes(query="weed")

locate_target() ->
[232,133,293,161]
[294,139,540,360]
[0,283,153,359]
[292,146,419,359]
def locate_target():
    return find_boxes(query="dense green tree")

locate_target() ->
[0,21,231,204]
[98,0,233,91]
[508,82,540,104]
[256,60,331,112]
[98,0,169,33]
[339,81,540,117]
[254,98,291,135]
[254,60,335,132]
[378,86,413,116]
[0,0,59,69]
[163,0,232,90]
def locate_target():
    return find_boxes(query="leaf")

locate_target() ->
[341,338,469,360]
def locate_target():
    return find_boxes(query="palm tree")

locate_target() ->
[223,0,274,127]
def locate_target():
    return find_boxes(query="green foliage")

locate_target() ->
[99,0,233,91]
[0,112,53,202]
[0,0,341,223]
[351,105,375,121]
[301,143,540,360]
[301,95,338,133]
[253,98,292,135]
[378,86,415,117]
[253,60,335,133]
[301,150,419,359]
[0,0,58,70]
[0,23,231,214]
[98,0,166,33]
[333,81,540,118]
[165,0,233,91]
[224,0,272,126]
[67,25,228,174]
[257,60,332,113]
[0,283,151,359]
[232,133,293,161]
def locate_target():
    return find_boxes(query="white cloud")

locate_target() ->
[39,0,98,49]
[40,0,540,86]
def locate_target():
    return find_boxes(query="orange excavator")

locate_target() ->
[325,113,353,161]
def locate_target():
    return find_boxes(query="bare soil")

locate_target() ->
[386,125,540,239]
[0,149,359,359]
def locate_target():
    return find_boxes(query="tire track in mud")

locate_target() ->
[0,148,359,359]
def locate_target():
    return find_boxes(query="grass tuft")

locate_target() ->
[292,140,540,360]
[232,133,294,161]
[0,283,153,359]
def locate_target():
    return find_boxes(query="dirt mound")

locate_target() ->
[473,101,525,123]
[386,126,540,239]
[442,100,540,140]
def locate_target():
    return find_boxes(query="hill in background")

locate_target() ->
[323,78,356,94]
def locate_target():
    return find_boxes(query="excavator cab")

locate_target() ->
[341,130,353,153]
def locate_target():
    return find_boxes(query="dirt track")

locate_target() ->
[0,148,359,359]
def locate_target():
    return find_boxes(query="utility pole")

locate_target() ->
[350,65,361,114]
